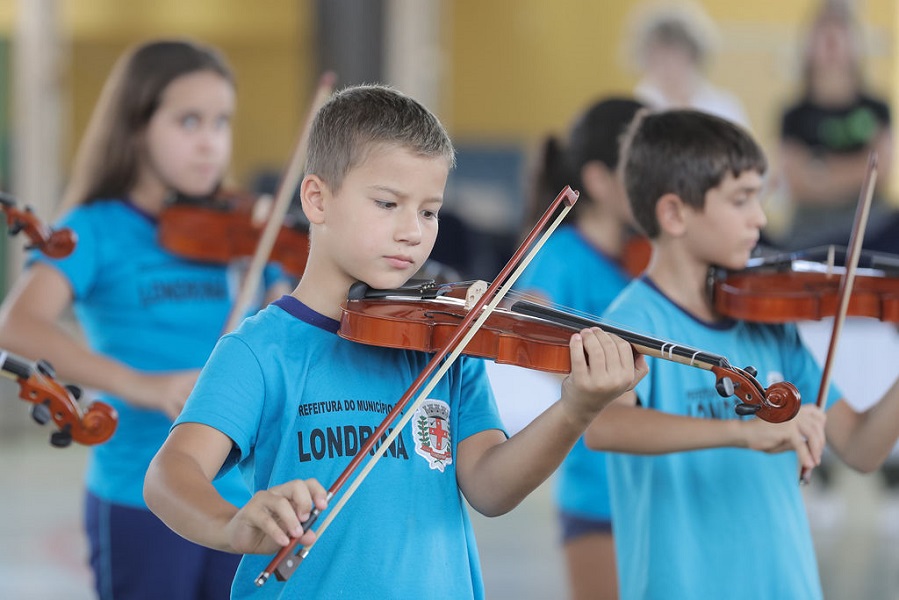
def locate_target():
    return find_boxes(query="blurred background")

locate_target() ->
[0,0,897,598]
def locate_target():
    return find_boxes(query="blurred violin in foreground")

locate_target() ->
[0,351,117,447]
[0,191,116,446]
[0,191,76,258]
[158,189,309,277]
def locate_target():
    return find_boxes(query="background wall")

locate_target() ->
[0,0,894,210]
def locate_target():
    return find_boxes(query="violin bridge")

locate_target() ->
[465,280,489,311]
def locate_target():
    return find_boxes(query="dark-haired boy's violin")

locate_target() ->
[709,245,899,324]
[158,189,309,277]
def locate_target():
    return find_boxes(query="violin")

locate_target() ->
[622,233,652,278]
[0,192,76,258]
[339,280,801,424]
[709,245,899,323]
[0,193,117,446]
[158,189,309,277]
[0,350,117,447]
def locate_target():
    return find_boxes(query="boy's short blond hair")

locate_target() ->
[306,84,455,192]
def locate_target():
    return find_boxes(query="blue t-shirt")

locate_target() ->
[30,199,285,508]
[603,277,841,600]
[515,224,630,522]
[176,296,505,599]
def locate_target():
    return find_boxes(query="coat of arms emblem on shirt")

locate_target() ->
[413,399,452,472]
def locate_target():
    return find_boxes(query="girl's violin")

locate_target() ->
[158,189,309,277]
[338,280,801,424]
[622,233,652,278]
[0,350,117,447]
[709,245,899,323]
[0,192,76,258]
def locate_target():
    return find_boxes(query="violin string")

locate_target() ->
[502,289,725,367]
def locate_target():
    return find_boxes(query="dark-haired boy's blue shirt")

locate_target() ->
[177,295,504,599]
[603,277,840,600]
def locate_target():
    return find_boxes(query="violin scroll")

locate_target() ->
[0,192,76,258]
[711,364,801,424]
[2,351,117,447]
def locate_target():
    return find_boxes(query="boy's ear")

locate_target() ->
[300,174,327,225]
[655,193,688,236]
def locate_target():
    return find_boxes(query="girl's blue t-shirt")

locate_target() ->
[30,199,286,508]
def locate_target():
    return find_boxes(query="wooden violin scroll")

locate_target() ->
[711,365,801,423]
[1,351,117,447]
[0,191,76,258]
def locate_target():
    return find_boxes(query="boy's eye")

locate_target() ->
[374,200,396,209]
[422,209,439,220]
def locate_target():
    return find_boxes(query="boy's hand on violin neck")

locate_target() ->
[739,404,826,470]
[560,327,649,427]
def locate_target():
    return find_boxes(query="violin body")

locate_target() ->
[158,190,309,277]
[340,291,573,374]
[711,246,899,323]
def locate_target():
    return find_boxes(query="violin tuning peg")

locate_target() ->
[30,402,51,425]
[743,366,758,378]
[50,427,73,448]
[715,377,735,398]
[734,403,761,417]
[65,384,83,401]
[35,359,55,378]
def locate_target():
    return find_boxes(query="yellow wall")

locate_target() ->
[0,0,895,193]
[3,0,315,189]
[447,0,895,157]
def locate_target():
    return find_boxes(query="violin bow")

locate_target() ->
[800,152,878,484]
[255,186,580,587]
[222,72,336,334]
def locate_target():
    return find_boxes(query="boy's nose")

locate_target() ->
[396,210,422,244]
[752,201,768,229]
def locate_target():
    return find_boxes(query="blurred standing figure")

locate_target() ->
[778,0,892,250]
[627,0,750,129]
[0,40,290,599]
[510,97,646,600]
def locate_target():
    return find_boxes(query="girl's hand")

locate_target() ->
[224,479,329,554]
[126,370,201,420]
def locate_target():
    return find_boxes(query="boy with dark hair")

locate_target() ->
[586,108,899,599]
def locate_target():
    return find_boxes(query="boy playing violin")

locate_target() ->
[585,109,899,600]
[144,84,647,598]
